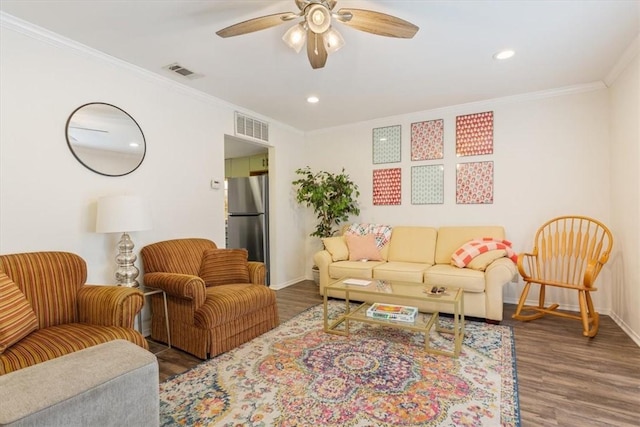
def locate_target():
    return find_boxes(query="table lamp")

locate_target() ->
[96,195,151,287]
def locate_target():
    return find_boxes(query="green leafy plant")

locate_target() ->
[292,166,360,238]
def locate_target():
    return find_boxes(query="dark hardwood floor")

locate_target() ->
[148,280,640,426]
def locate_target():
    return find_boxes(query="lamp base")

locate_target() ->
[115,232,140,287]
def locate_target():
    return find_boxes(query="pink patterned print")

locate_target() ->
[411,119,444,160]
[456,111,494,156]
[456,161,494,204]
[373,168,401,205]
[452,238,518,268]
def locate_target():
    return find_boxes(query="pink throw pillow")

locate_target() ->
[346,234,382,261]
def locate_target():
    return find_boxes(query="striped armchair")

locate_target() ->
[0,251,147,375]
[141,238,279,359]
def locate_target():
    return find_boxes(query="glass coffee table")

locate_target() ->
[323,277,465,357]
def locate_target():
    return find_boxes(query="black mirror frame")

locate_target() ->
[65,102,146,177]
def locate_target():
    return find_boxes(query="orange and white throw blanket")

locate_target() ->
[451,238,518,268]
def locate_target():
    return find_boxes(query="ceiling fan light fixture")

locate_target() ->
[324,27,345,54]
[282,23,307,53]
[307,4,331,34]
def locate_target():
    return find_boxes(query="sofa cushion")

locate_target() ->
[329,260,385,280]
[387,227,437,264]
[466,249,507,271]
[373,262,431,283]
[322,236,349,262]
[199,249,250,287]
[346,234,383,261]
[435,226,505,264]
[0,273,38,354]
[195,284,276,328]
[424,264,485,292]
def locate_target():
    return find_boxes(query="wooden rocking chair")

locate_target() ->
[513,216,613,337]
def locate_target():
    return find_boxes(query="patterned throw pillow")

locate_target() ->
[199,249,250,286]
[0,272,39,353]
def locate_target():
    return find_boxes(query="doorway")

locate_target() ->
[223,134,271,283]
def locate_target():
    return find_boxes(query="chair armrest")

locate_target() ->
[143,272,206,309]
[77,285,144,328]
[516,251,537,279]
[248,262,266,285]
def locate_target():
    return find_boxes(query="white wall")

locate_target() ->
[0,22,307,307]
[304,87,613,310]
[609,44,640,343]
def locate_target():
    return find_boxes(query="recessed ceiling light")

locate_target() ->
[307,96,319,104]
[493,49,515,60]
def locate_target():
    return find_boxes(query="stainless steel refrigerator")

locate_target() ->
[226,175,270,284]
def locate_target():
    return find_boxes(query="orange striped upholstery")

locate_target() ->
[141,238,279,359]
[0,324,147,374]
[199,249,250,286]
[0,273,39,352]
[142,238,217,275]
[0,251,147,375]
[0,252,86,328]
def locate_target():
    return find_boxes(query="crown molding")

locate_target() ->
[0,12,300,135]
[309,81,607,135]
[604,33,640,87]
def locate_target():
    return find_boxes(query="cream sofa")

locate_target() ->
[313,225,517,322]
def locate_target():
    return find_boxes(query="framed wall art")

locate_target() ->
[411,165,444,204]
[373,168,401,205]
[372,125,401,164]
[456,161,493,204]
[411,119,444,161]
[456,111,493,156]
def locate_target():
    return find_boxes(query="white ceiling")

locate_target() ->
[1,1,638,133]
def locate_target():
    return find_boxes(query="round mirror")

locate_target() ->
[65,103,146,177]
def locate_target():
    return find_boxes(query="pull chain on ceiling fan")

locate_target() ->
[216,0,419,69]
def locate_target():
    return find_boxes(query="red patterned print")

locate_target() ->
[411,119,444,160]
[456,111,493,156]
[456,161,493,204]
[373,168,401,205]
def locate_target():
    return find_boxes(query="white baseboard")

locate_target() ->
[269,276,306,290]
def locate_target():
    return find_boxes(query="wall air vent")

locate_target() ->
[235,112,269,142]
[162,63,204,80]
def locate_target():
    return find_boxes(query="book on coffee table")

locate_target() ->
[366,303,418,322]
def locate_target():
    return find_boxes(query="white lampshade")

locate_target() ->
[323,27,345,54]
[282,23,307,53]
[95,195,152,233]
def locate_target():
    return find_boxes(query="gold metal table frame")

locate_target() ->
[323,278,465,357]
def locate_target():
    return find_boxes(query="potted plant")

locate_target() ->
[292,166,360,284]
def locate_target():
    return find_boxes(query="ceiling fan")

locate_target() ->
[216,0,419,69]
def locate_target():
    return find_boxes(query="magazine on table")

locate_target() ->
[366,303,418,322]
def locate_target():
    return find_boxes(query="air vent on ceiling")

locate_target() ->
[235,112,269,142]
[162,62,204,80]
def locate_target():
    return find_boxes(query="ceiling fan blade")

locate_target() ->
[216,12,297,38]
[336,8,419,38]
[306,30,328,69]
[327,0,338,10]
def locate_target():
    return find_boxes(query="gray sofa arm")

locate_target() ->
[0,340,159,427]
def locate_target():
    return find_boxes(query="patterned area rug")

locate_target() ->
[160,301,520,426]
